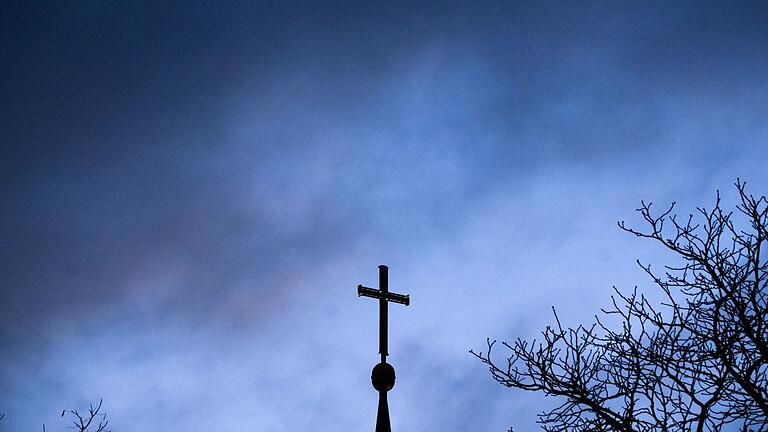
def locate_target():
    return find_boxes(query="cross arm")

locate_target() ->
[357,285,410,306]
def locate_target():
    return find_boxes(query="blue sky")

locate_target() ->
[2,2,768,430]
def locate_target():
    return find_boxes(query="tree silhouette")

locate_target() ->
[1,400,109,432]
[473,181,768,432]
[47,399,110,432]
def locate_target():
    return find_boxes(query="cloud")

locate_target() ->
[3,2,768,430]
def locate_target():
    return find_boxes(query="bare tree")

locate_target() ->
[472,181,768,432]
[40,399,110,432]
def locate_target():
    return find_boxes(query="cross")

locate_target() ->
[357,265,410,364]
[357,265,410,432]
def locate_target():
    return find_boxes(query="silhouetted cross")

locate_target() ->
[357,265,410,432]
[358,265,410,364]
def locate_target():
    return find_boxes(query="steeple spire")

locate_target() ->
[357,265,410,432]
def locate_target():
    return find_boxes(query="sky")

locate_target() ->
[2,1,768,431]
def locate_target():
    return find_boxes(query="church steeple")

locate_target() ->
[357,265,410,432]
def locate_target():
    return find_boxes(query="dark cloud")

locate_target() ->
[2,2,768,430]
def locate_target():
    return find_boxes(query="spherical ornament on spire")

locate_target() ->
[371,362,396,391]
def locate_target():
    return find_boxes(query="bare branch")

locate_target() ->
[477,182,768,432]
